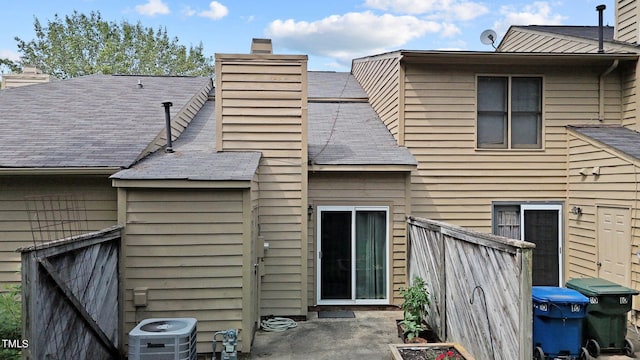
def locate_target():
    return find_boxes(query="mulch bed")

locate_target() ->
[398,346,464,360]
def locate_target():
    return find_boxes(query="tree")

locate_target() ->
[15,11,214,79]
[0,58,20,74]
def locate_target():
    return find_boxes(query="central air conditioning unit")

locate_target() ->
[129,318,197,360]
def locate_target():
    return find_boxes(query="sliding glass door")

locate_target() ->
[317,206,389,305]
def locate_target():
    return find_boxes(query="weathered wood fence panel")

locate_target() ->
[20,226,122,360]
[407,216,534,360]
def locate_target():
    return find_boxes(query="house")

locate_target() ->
[5,1,640,356]
[352,49,639,289]
[0,40,416,355]
[494,0,640,319]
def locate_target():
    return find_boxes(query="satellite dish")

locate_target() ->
[480,29,497,48]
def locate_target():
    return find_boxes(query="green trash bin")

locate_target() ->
[566,277,639,357]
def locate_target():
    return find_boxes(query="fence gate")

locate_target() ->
[20,223,122,360]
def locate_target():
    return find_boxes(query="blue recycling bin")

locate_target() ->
[532,286,589,359]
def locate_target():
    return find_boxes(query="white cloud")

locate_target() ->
[0,50,20,62]
[364,0,489,21]
[440,23,461,37]
[494,2,566,34]
[266,11,441,64]
[181,6,197,17]
[199,1,229,20]
[134,0,170,16]
[450,2,490,21]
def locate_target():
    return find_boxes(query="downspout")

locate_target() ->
[599,60,619,122]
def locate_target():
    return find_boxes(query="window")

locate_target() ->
[477,76,542,149]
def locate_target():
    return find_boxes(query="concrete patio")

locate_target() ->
[249,310,403,360]
[242,311,640,360]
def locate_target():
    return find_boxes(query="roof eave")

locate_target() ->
[567,126,640,166]
[308,163,416,172]
[398,51,639,65]
[0,167,121,175]
[111,178,254,189]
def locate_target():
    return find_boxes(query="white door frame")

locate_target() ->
[520,204,563,286]
[316,206,390,305]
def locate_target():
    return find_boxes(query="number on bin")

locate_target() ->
[620,296,629,305]
[589,297,598,304]
[571,304,581,312]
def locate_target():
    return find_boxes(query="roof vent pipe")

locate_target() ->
[162,101,174,153]
[597,4,606,53]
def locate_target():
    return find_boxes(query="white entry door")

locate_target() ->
[597,206,631,286]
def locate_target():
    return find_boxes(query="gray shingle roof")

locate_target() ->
[570,125,640,160]
[307,71,417,165]
[308,102,417,166]
[308,71,367,98]
[111,100,261,181]
[3,70,414,176]
[307,71,416,166]
[0,74,211,168]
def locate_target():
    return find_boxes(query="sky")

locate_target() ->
[0,0,617,72]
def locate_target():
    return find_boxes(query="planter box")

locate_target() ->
[389,343,475,360]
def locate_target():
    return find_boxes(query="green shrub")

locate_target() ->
[399,276,430,341]
[0,284,21,360]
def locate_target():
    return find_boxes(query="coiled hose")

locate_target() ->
[260,317,298,332]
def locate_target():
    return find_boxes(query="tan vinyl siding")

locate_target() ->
[402,62,622,233]
[1,74,50,89]
[616,0,639,44]
[623,61,639,130]
[498,28,636,54]
[566,131,640,311]
[121,188,250,353]
[307,172,409,305]
[499,30,600,53]
[216,54,308,316]
[0,175,116,285]
[352,54,402,142]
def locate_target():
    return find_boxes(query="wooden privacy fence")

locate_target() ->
[407,216,535,360]
[20,226,122,360]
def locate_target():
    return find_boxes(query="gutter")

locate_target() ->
[0,167,121,175]
[599,60,619,122]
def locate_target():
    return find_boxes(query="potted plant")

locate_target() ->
[398,276,431,342]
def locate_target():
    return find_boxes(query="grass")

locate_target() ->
[0,285,22,360]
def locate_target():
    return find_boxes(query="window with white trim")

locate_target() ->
[477,76,542,149]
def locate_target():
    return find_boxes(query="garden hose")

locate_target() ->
[260,317,298,332]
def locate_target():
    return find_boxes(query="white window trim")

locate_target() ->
[316,205,390,305]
